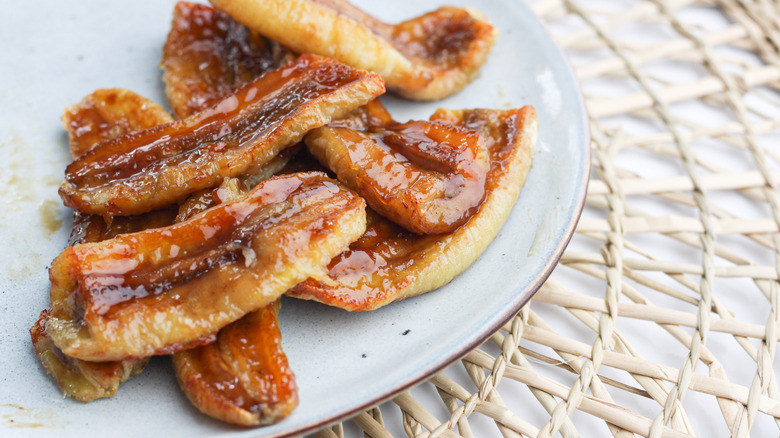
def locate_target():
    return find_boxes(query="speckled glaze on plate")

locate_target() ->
[0,1,588,436]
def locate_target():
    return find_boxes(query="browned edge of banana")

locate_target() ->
[47,172,367,361]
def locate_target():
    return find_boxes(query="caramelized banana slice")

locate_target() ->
[210,0,496,100]
[306,101,488,234]
[62,88,174,159]
[162,1,294,120]
[163,17,301,425]
[173,300,297,426]
[63,88,180,245]
[59,54,384,217]
[48,172,366,361]
[31,89,175,402]
[162,3,301,188]
[289,107,537,311]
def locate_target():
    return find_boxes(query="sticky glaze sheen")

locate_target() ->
[173,300,298,426]
[306,100,489,234]
[47,172,367,361]
[162,1,294,120]
[209,0,496,100]
[59,54,384,217]
[290,106,537,311]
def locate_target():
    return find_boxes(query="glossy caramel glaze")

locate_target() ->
[62,89,174,159]
[391,7,492,69]
[173,300,297,426]
[210,0,496,100]
[174,180,297,427]
[48,172,367,361]
[68,209,177,246]
[290,106,537,311]
[328,98,395,131]
[60,54,384,217]
[162,3,300,186]
[308,1,488,70]
[306,100,488,234]
[162,1,294,120]
[31,89,173,402]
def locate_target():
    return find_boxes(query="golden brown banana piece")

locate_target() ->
[173,300,297,426]
[47,172,366,361]
[30,311,147,402]
[31,89,175,402]
[60,54,384,217]
[290,106,537,311]
[306,100,489,234]
[62,88,175,159]
[162,1,294,120]
[210,0,497,100]
[172,180,298,426]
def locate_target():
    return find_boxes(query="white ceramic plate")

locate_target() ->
[0,1,588,436]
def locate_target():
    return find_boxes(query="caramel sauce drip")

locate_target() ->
[318,210,437,302]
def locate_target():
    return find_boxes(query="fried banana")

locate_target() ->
[210,0,497,100]
[162,1,294,120]
[290,106,537,311]
[32,89,175,401]
[173,300,297,426]
[48,172,366,361]
[306,100,489,234]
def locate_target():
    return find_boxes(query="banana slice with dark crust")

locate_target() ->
[306,100,489,234]
[209,0,496,100]
[289,106,537,311]
[31,89,175,402]
[171,180,298,426]
[48,172,366,361]
[30,311,148,402]
[173,300,297,426]
[62,89,180,246]
[62,88,175,159]
[59,54,384,217]
[162,2,301,186]
[162,1,294,120]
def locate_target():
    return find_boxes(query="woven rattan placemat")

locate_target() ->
[314,1,780,436]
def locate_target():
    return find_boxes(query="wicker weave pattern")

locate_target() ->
[315,1,780,436]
